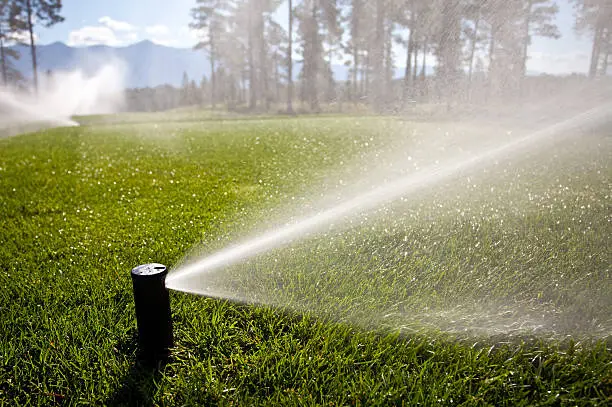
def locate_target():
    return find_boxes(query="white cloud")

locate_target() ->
[145,24,175,46]
[68,17,193,48]
[98,16,137,32]
[68,16,140,47]
[68,25,139,47]
[124,32,139,43]
[7,30,38,45]
[146,24,170,36]
[68,26,119,46]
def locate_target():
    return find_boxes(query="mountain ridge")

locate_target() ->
[9,40,544,89]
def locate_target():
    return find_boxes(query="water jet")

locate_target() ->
[131,263,173,364]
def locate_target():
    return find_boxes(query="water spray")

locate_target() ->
[131,263,173,364]
[167,102,612,291]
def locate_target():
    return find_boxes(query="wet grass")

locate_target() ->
[0,115,610,405]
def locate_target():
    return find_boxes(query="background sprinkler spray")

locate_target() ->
[131,263,173,364]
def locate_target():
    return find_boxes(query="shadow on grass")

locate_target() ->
[106,329,169,407]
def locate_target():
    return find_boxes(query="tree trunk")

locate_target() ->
[275,55,280,103]
[0,25,7,86]
[373,0,384,109]
[412,39,418,83]
[327,34,333,103]
[467,15,480,100]
[421,39,426,78]
[384,19,392,104]
[308,0,319,112]
[257,2,269,111]
[519,1,532,97]
[600,28,610,76]
[287,0,294,113]
[363,47,369,98]
[487,25,496,100]
[210,30,216,109]
[353,46,358,103]
[588,18,603,79]
[241,71,247,104]
[248,6,257,109]
[467,19,479,84]
[352,0,360,104]
[403,4,415,103]
[26,0,37,93]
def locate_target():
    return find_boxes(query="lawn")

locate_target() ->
[0,114,610,405]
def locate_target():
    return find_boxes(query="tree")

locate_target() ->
[255,0,282,110]
[217,3,248,107]
[370,0,385,109]
[519,0,560,90]
[200,75,209,105]
[571,0,612,78]
[481,0,523,100]
[413,1,434,98]
[432,0,463,107]
[463,0,486,100]
[320,0,342,104]
[395,0,419,103]
[189,79,200,105]
[218,0,282,110]
[0,0,22,86]
[296,0,321,111]
[267,18,287,104]
[294,0,343,112]
[181,71,190,106]
[191,0,230,109]
[287,0,294,113]
[344,0,367,104]
[10,0,63,92]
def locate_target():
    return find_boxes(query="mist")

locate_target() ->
[0,61,126,136]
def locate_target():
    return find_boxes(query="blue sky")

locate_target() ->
[35,0,593,75]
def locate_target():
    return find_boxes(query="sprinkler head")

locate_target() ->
[131,263,173,364]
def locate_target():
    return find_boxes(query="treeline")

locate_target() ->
[0,0,63,91]
[182,0,611,113]
[124,70,602,113]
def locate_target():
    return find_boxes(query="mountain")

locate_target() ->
[10,41,210,88]
[9,41,435,88]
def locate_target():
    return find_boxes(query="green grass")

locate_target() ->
[0,115,610,405]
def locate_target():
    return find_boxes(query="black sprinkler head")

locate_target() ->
[131,263,173,364]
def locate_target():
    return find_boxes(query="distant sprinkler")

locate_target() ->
[131,263,173,364]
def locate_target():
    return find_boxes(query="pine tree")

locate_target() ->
[181,72,190,106]
[191,0,231,108]
[287,0,294,113]
[189,79,200,105]
[519,0,560,91]
[482,0,522,100]
[218,3,248,107]
[10,0,63,92]
[0,0,22,86]
[320,0,342,104]
[463,0,486,100]
[345,0,366,103]
[200,75,209,105]
[432,0,463,107]
[371,0,385,109]
[267,18,287,105]
[296,0,322,111]
[395,0,419,103]
[571,0,612,78]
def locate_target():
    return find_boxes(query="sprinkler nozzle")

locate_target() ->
[131,263,173,364]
